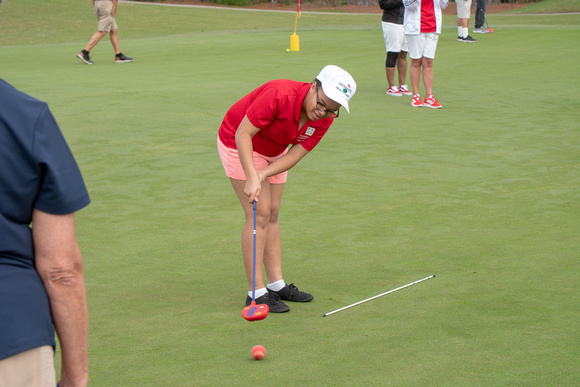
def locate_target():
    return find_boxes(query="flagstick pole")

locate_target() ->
[290,0,300,51]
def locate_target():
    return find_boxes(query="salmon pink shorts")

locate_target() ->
[217,136,288,184]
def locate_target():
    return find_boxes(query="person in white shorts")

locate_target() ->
[403,0,448,108]
[457,0,478,42]
[380,0,411,97]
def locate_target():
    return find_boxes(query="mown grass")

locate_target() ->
[1,0,578,385]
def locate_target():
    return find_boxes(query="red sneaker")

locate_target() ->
[423,95,442,109]
[411,94,423,107]
[386,86,402,97]
[399,84,412,96]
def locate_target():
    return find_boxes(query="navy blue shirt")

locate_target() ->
[0,79,90,360]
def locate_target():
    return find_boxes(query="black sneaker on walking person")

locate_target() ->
[245,292,290,313]
[115,53,133,63]
[269,283,314,302]
[77,50,93,65]
[459,35,478,43]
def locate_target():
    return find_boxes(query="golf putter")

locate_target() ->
[479,3,493,33]
[241,200,269,321]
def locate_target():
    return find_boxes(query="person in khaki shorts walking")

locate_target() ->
[77,0,133,64]
[456,0,478,42]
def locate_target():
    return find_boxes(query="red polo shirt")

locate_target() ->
[218,79,334,157]
[420,0,436,33]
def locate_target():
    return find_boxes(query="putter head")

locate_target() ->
[242,301,269,321]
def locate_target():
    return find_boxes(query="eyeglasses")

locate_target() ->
[315,85,340,118]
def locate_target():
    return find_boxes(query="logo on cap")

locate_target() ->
[338,82,353,97]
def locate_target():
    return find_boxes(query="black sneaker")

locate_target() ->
[77,50,93,65]
[269,283,313,302]
[246,292,289,313]
[463,35,478,43]
[115,53,133,63]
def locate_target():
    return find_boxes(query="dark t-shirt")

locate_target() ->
[0,79,90,360]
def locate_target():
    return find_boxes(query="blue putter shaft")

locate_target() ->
[252,200,257,301]
[322,275,435,317]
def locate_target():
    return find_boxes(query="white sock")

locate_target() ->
[249,287,267,299]
[463,27,469,37]
[267,279,285,292]
[458,26,463,37]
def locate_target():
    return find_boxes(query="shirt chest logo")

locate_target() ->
[297,126,316,142]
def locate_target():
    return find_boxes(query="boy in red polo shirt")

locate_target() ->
[218,65,356,313]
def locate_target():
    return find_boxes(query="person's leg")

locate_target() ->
[458,18,469,38]
[421,33,442,108]
[457,0,470,38]
[410,58,422,95]
[397,51,408,86]
[386,52,402,95]
[260,181,313,302]
[263,183,284,284]
[480,0,486,25]
[83,31,107,52]
[230,178,272,293]
[109,29,121,54]
[475,0,486,29]
[406,34,422,97]
[382,22,397,89]
[386,63,396,88]
[422,57,434,96]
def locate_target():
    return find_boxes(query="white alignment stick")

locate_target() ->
[322,275,435,317]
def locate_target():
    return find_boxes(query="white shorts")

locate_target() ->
[456,0,472,19]
[406,33,439,60]
[381,22,408,53]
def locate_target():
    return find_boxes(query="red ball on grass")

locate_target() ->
[251,345,266,360]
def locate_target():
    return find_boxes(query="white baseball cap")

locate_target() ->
[316,65,356,113]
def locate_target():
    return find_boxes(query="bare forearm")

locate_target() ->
[45,272,89,387]
[32,210,89,387]
[259,144,308,179]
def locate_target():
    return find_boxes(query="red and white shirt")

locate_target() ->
[420,0,436,33]
[218,80,334,157]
